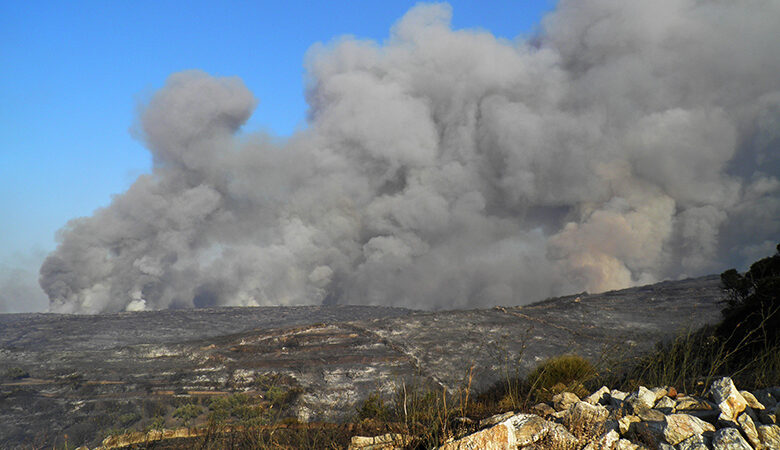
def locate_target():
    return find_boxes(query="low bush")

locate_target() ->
[356,392,392,422]
[526,354,596,402]
[173,403,202,427]
[208,393,266,426]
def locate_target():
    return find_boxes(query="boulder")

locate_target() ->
[676,396,714,411]
[585,386,611,405]
[439,413,578,450]
[710,377,748,422]
[737,411,761,448]
[741,391,766,410]
[618,415,641,435]
[436,422,514,450]
[635,406,666,422]
[552,392,580,411]
[676,432,711,450]
[349,433,412,450]
[662,413,716,445]
[712,427,753,450]
[507,413,558,446]
[757,424,780,448]
[655,396,676,414]
[583,429,620,450]
[634,419,665,445]
[479,411,515,428]
[566,401,610,425]
[543,422,579,448]
[626,386,657,411]
[615,438,640,450]
[651,387,669,403]
[611,389,629,408]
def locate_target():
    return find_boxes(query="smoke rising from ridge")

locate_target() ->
[41,1,780,313]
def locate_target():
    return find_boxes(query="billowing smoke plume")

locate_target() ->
[41,1,780,313]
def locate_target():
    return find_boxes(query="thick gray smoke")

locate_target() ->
[41,1,780,313]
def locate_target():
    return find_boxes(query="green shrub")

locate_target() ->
[208,393,267,426]
[145,415,165,432]
[526,354,595,401]
[266,385,302,409]
[356,392,392,421]
[173,403,202,426]
[118,412,141,427]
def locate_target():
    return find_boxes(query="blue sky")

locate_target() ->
[0,1,554,305]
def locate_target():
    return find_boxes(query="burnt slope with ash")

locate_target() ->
[0,276,722,447]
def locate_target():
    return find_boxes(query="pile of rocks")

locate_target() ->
[350,377,780,449]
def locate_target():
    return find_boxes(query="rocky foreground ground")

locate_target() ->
[346,377,780,449]
[1,276,724,447]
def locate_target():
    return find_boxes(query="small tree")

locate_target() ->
[718,244,780,355]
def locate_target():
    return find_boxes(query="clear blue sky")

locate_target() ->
[0,1,555,265]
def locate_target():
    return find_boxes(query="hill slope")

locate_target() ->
[0,276,723,447]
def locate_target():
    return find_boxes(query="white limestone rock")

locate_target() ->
[479,411,515,428]
[583,429,620,450]
[615,438,640,450]
[737,411,762,448]
[662,414,716,445]
[506,413,578,448]
[611,389,629,408]
[651,387,669,403]
[627,386,657,411]
[676,433,710,450]
[676,396,715,411]
[710,377,748,422]
[566,401,610,425]
[655,396,676,413]
[552,391,580,411]
[741,391,766,410]
[585,386,611,405]
[619,415,641,435]
[757,424,780,448]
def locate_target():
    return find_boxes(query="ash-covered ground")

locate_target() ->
[0,276,722,448]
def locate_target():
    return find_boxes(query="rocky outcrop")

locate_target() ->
[350,377,779,449]
[348,433,412,450]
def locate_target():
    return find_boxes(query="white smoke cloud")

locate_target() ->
[40,1,780,313]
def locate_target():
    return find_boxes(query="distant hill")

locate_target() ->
[0,275,723,448]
